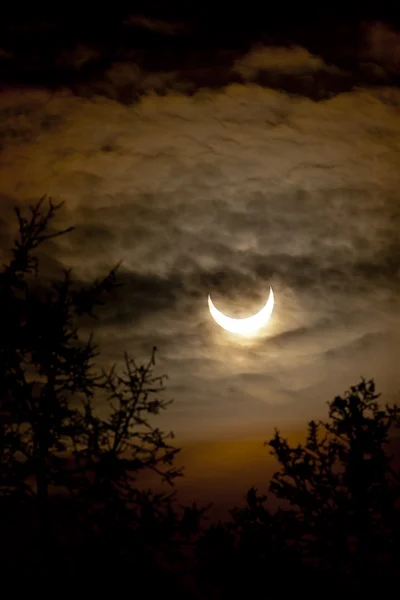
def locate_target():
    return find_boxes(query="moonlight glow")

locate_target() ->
[208,288,274,335]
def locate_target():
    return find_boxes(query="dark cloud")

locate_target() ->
[97,269,185,325]
[1,15,399,101]
[124,14,190,36]
[360,22,400,75]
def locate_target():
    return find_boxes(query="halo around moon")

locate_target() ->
[208,287,274,335]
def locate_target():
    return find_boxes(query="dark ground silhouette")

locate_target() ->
[1,198,399,597]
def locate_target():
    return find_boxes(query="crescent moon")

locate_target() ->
[208,287,274,335]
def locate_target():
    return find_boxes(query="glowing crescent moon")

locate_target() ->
[208,287,274,335]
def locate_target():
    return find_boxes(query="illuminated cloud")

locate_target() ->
[233,45,331,79]
[0,50,399,439]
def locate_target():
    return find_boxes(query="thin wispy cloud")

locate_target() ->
[1,42,399,440]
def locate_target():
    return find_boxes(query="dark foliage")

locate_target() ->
[196,380,400,596]
[0,198,203,592]
[1,197,400,598]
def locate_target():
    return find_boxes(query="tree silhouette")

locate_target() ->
[3,197,400,596]
[267,379,400,583]
[0,197,195,582]
[64,348,183,549]
[197,379,400,595]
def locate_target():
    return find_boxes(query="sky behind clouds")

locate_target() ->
[1,35,399,459]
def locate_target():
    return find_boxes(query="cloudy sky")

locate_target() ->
[1,8,399,512]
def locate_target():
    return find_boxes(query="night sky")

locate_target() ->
[1,4,399,514]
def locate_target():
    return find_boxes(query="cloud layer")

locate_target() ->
[1,51,399,440]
